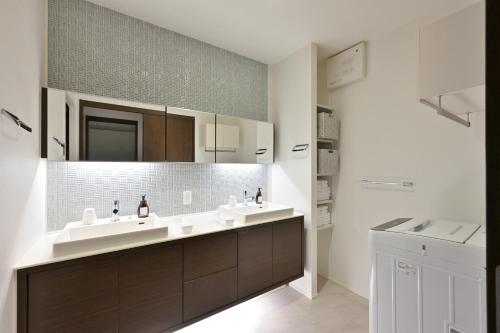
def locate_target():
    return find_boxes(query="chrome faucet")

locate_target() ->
[243,190,254,205]
[111,200,120,222]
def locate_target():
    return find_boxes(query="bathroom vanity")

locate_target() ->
[16,213,303,333]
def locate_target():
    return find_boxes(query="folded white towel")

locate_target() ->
[318,217,331,226]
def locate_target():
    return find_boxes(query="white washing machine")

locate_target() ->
[369,218,486,333]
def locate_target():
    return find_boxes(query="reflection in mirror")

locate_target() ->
[215,115,274,164]
[86,117,139,161]
[80,103,144,161]
[166,107,216,163]
[43,88,166,161]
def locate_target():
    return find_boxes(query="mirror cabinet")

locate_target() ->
[41,88,273,164]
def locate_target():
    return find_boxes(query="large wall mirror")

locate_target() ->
[215,115,274,164]
[42,88,272,164]
[42,88,167,162]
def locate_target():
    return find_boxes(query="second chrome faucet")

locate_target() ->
[111,200,120,222]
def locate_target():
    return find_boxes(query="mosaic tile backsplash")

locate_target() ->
[47,162,268,231]
[48,0,268,121]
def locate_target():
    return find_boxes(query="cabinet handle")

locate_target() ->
[255,148,267,155]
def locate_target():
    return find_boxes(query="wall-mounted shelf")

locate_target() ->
[317,199,333,205]
[317,173,334,177]
[317,138,335,143]
[317,104,333,113]
[317,223,334,231]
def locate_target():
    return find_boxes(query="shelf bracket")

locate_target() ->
[419,96,471,128]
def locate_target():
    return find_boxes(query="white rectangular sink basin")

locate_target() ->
[53,214,168,256]
[218,202,294,224]
[162,213,223,236]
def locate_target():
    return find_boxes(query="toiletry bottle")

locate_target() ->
[255,188,263,204]
[138,195,149,218]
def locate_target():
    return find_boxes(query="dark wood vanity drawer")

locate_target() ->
[183,267,237,321]
[238,225,273,298]
[273,217,304,283]
[118,244,183,333]
[183,233,237,281]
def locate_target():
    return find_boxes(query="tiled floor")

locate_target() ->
[177,276,369,333]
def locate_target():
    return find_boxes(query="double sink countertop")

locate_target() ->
[15,207,303,270]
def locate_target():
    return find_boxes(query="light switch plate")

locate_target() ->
[183,191,192,205]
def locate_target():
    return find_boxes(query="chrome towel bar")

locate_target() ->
[361,179,414,188]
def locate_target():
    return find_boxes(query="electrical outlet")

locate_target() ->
[183,191,192,205]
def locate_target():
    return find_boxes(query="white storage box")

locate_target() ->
[317,112,339,140]
[318,149,339,174]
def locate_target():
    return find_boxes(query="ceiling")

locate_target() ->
[88,0,478,65]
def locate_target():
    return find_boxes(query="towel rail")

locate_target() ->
[1,109,32,132]
[292,144,309,152]
[361,179,414,188]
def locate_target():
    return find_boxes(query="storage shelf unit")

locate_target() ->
[317,104,333,113]
[317,199,333,205]
[315,104,337,233]
[317,223,334,231]
[317,173,334,177]
[317,138,335,143]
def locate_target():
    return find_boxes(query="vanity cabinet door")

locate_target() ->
[27,257,119,333]
[273,218,304,284]
[118,243,183,333]
[143,113,166,161]
[238,225,273,298]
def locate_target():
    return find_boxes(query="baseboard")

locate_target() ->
[318,275,368,300]
[289,280,317,299]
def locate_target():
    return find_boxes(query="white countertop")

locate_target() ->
[15,210,303,270]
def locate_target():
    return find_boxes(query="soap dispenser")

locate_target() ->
[138,195,149,218]
[255,188,263,204]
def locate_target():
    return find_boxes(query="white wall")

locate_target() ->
[324,17,485,299]
[269,44,317,298]
[0,0,47,331]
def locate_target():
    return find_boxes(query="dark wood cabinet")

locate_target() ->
[238,225,273,298]
[118,244,182,333]
[27,257,119,333]
[143,113,166,161]
[273,217,304,284]
[184,268,238,321]
[19,216,303,333]
[166,113,195,162]
[184,233,237,281]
